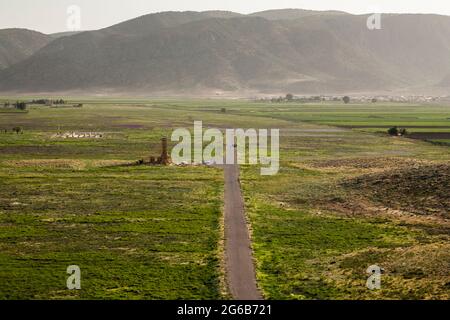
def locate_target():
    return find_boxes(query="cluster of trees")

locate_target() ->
[2,101,28,110]
[55,99,66,104]
[1,127,23,134]
[14,102,27,110]
[269,94,297,103]
[270,96,287,103]
[266,94,352,103]
[31,99,66,105]
[3,99,81,110]
[264,95,383,104]
[31,99,51,105]
[12,126,23,134]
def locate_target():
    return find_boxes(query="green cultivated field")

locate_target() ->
[0,99,449,299]
[241,135,449,299]
[0,103,228,299]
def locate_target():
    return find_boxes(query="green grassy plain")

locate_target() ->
[0,99,449,299]
[0,102,229,299]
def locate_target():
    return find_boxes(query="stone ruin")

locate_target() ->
[149,137,171,165]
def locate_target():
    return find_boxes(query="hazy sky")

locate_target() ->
[1,0,450,34]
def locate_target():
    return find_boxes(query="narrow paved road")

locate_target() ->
[224,162,262,300]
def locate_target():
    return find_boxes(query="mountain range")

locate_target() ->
[1,9,450,96]
[0,29,51,70]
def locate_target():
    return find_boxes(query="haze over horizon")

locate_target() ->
[2,9,450,96]
[1,0,450,34]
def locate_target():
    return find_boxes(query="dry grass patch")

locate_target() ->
[342,164,450,218]
[4,159,133,170]
[326,242,450,299]
[307,157,433,170]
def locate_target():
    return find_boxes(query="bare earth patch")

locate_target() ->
[341,164,450,219]
[308,157,432,170]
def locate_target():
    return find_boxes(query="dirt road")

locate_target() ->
[224,162,262,300]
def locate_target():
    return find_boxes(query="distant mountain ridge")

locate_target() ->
[1,10,450,95]
[0,29,51,70]
[249,8,348,20]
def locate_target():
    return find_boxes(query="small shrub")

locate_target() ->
[388,127,399,136]
[12,127,23,134]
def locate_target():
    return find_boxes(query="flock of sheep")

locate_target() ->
[52,132,104,139]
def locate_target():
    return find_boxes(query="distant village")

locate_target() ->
[1,99,83,110]
[257,94,449,104]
